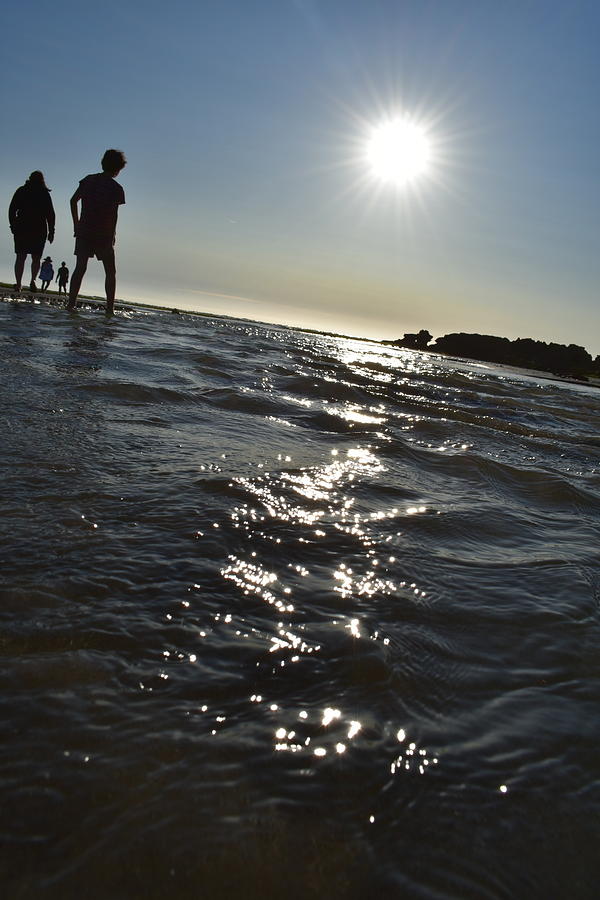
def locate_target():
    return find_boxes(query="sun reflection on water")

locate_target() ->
[268,701,440,777]
[201,392,439,782]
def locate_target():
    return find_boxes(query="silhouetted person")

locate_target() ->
[67,149,126,315]
[56,261,69,294]
[8,171,55,292]
[40,257,54,291]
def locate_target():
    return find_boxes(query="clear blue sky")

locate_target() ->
[2,0,599,353]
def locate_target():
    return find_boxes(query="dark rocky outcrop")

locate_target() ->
[384,329,600,380]
[384,329,432,350]
[432,333,594,378]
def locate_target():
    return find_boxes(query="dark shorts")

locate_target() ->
[14,232,46,256]
[74,236,115,262]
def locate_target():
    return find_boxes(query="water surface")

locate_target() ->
[1,298,599,898]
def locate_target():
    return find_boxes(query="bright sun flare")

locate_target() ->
[366,117,431,186]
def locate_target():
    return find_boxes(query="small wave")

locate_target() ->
[1,301,599,900]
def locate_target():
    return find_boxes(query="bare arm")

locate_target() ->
[70,187,82,235]
[8,190,20,233]
[47,194,55,242]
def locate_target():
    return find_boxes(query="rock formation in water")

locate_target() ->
[384,331,599,379]
[384,329,432,350]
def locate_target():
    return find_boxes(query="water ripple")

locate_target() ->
[1,299,599,899]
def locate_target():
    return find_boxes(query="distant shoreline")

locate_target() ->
[2,283,598,390]
[0,282,389,343]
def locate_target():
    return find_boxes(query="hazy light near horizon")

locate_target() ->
[366,116,432,186]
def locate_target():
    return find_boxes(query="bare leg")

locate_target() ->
[68,256,89,310]
[31,255,41,286]
[14,252,26,290]
[102,252,116,315]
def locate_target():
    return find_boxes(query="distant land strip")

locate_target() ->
[384,329,600,383]
[1,284,598,385]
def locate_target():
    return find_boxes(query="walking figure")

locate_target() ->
[68,149,126,315]
[8,171,55,293]
[56,261,69,294]
[40,257,54,291]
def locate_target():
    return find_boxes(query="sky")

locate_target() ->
[2,0,599,354]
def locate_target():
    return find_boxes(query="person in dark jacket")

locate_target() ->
[39,257,54,291]
[8,171,55,292]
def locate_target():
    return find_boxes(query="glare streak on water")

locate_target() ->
[1,299,599,899]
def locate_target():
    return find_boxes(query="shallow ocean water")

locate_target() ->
[1,297,599,898]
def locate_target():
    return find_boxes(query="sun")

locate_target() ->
[366,117,431,186]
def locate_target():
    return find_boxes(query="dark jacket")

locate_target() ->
[9,183,55,242]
